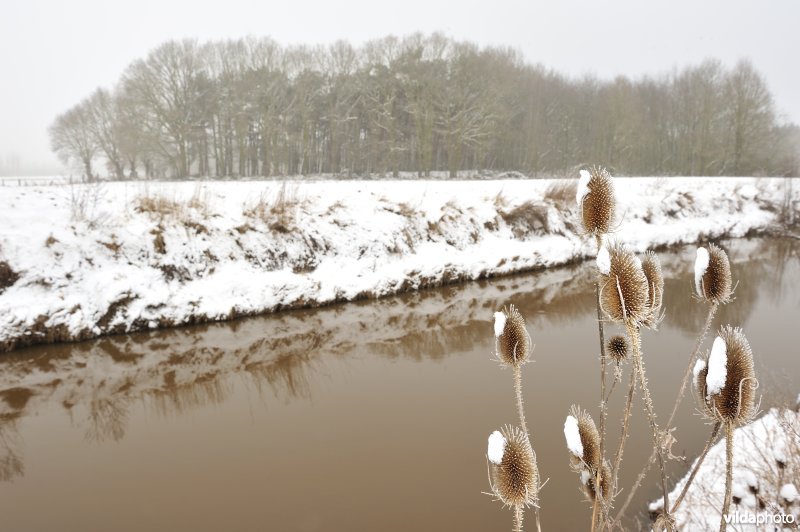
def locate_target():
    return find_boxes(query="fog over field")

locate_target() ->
[1,0,799,176]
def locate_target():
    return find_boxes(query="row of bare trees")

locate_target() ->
[50,34,799,180]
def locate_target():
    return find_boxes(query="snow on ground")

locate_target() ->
[0,176,796,352]
[655,407,800,531]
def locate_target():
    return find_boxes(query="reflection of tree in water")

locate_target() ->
[83,395,130,443]
[0,414,24,481]
[0,238,796,449]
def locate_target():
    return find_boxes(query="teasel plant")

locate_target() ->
[564,406,612,529]
[487,426,541,532]
[596,241,673,529]
[577,166,618,529]
[689,326,758,532]
[616,243,734,523]
[487,305,542,531]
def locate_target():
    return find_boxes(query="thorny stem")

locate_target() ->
[615,303,717,523]
[612,369,636,493]
[594,234,609,530]
[668,303,718,429]
[513,365,528,436]
[671,422,721,514]
[719,422,733,532]
[514,504,524,532]
[626,323,671,525]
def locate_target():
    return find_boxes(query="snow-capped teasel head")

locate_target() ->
[564,415,583,458]
[493,311,506,338]
[597,242,651,327]
[775,448,787,469]
[576,169,591,205]
[493,304,532,368]
[487,430,507,465]
[692,359,706,385]
[780,483,798,504]
[741,469,759,494]
[487,425,540,508]
[731,483,748,505]
[695,325,756,424]
[640,251,665,329]
[705,336,728,398]
[596,246,611,275]
[695,243,733,304]
[694,247,710,296]
[578,167,616,236]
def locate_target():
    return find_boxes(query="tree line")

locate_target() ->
[50,34,799,180]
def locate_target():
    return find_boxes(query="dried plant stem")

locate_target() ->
[671,422,721,513]
[535,509,542,532]
[513,366,528,436]
[514,504,524,532]
[612,369,636,491]
[626,323,670,522]
[668,303,718,429]
[719,422,733,532]
[594,234,609,531]
[616,303,718,523]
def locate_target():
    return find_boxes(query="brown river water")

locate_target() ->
[0,238,798,531]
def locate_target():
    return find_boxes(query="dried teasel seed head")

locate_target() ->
[577,167,616,236]
[564,406,601,471]
[606,335,629,362]
[583,460,612,503]
[493,305,532,368]
[640,251,664,329]
[597,243,650,326]
[694,326,756,425]
[487,425,540,508]
[564,406,610,502]
[694,244,732,305]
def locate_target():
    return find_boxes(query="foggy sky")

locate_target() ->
[1,0,798,175]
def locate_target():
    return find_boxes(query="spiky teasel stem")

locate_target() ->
[720,422,734,532]
[612,367,636,494]
[593,235,610,531]
[513,366,528,436]
[494,305,533,435]
[626,322,671,524]
[514,505,523,532]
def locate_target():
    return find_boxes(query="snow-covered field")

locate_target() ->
[653,406,800,531]
[0,177,796,352]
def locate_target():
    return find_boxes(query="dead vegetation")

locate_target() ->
[243,182,305,234]
[499,201,551,238]
[0,260,19,293]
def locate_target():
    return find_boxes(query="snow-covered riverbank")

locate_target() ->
[0,177,796,352]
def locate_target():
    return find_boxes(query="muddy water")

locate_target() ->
[0,238,798,531]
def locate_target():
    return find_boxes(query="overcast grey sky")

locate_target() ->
[1,0,798,174]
